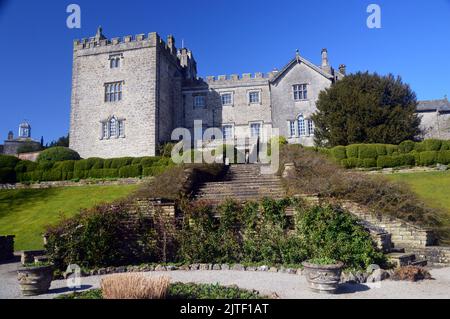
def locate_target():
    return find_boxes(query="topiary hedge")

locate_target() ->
[37,147,81,163]
[327,139,450,169]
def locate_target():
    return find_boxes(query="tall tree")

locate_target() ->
[312,72,422,146]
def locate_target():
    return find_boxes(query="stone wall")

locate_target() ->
[407,246,450,267]
[418,111,450,140]
[340,200,436,248]
[0,235,15,262]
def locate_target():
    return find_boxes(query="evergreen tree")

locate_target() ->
[312,72,422,146]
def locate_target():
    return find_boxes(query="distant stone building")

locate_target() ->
[69,27,345,158]
[417,97,450,140]
[1,121,41,156]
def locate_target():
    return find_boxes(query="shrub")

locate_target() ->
[398,154,416,166]
[101,274,170,299]
[37,147,80,163]
[142,166,167,176]
[377,155,401,168]
[331,146,347,161]
[0,168,16,183]
[42,168,62,181]
[385,145,398,155]
[73,169,88,179]
[375,144,387,156]
[440,140,450,151]
[14,160,37,173]
[398,140,416,154]
[419,151,438,166]
[0,155,20,169]
[140,157,161,168]
[59,160,75,180]
[391,266,432,282]
[437,151,450,165]
[341,158,360,169]
[345,144,360,159]
[296,205,385,270]
[100,168,119,178]
[119,165,143,178]
[103,159,114,169]
[31,170,43,181]
[110,157,134,169]
[45,202,157,269]
[361,158,377,168]
[158,143,176,157]
[86,158,104,170]
[414,141,426,152]
[423,139,442,152]
[358,144,378,159]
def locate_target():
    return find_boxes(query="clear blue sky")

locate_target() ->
[0,0,449,143]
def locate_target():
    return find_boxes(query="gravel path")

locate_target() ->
[1,260,450,299]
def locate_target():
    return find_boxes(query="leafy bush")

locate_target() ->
[414,141,426,152]
[296,205,385,270]
[437,151,450,165]
[0,155,20,169]
[345,144,360,159]
[374,144,387,156]
[419,151,438,166]
[385,145,398,155]
[37,147,80,163]
[142,166,167,177]
[15,160,37,173]
[140,157,161,167]
[331,146,347,161]
[58,161,76,180]
[398,140,416,154]
[45,202,157,269]
[423,139,442,152]
[398,154,416,166]
[377,155,401,168]
[341,158,360,169]
[119,165,142,178]
[42,168,62,181]
[441,141,450,151]
[110,157,134,169]
[358,145,378,159]
[361,158,377,168]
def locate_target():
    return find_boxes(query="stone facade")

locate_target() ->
[69,28,344,158]
[417,98,450,140]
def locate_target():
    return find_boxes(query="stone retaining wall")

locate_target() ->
[406,246,450,267]
[0,235,15,262]
[339,201,437,248]
[0,177,149,190]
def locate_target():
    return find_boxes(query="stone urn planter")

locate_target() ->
[17,264,53,296]
[302,260,343,294]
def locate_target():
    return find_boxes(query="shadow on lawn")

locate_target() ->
[0,188,60,218]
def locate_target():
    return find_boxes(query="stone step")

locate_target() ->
[387,252,417,267]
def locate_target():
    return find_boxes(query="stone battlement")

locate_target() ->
[205,71,278,84]
[73,31,176,58]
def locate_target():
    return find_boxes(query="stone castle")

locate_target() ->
[69,27,449,159]
[69,27,345,158]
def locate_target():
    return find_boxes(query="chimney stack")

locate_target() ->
[167,35,175,54]
[321,49,332,74]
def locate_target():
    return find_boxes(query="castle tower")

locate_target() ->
[19,121,31,139]
[7,131,13,140]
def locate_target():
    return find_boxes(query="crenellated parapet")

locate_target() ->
[73,30,178,61]
[204,71,279,84]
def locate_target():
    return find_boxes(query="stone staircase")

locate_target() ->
[194,164,286,204]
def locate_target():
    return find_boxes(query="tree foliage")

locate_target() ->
[312,72,422,146]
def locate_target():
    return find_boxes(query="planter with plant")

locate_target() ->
[17,262,53,296]
[302,257,343,294]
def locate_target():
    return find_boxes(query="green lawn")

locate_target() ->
[385,171,450,229]
[0,185,139,250]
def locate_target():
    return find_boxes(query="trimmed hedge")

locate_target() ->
[328,139,450,169]
[1,154,173,184]
[37,147,80,163]
[0,155,20,169]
